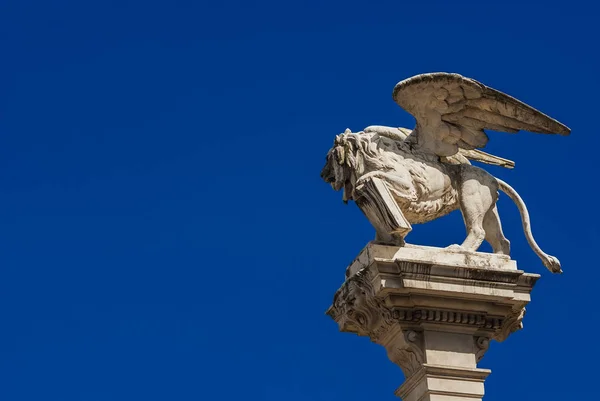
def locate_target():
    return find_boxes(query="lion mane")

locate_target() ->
[324,131,458,224]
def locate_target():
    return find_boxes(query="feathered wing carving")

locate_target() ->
[363,125,516,169]
[392,73,571,159]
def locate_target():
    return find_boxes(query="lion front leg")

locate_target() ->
[354,175,412,246]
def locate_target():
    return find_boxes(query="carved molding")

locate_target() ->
[393,308,503,330]
[329,267,528,342]
[493,307,526,342]
[475,336,490,362]
[329,273,527,343]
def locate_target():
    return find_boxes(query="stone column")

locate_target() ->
[327,243,538,401]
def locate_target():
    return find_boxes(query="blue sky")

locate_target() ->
[0,1,598,400]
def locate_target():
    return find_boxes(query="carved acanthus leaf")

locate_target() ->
[327,267,393,339]
[385,330,425,378]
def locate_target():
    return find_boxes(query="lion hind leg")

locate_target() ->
[483,205,511,255]
[455,168,497,252]
[457,201,486,252]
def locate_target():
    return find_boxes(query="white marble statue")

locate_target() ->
[321,73,570,273]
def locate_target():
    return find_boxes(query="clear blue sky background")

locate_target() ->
[0,1,598,400]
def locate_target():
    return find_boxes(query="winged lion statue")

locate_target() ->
[321,73,570,273]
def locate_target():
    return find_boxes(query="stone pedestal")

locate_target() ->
[326,243,539,400]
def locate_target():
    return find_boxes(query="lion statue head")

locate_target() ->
[321,129,401,203]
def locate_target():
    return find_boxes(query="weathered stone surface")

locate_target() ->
[321,73,570,273]
[345,243,517,278]
[327,243,538,400]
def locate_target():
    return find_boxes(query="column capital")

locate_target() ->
[326,243,539,399]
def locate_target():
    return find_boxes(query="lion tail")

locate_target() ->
[497,178,562,274]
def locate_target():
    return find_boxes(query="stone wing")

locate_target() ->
[364,125,516,169]
[392,73,570,158]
